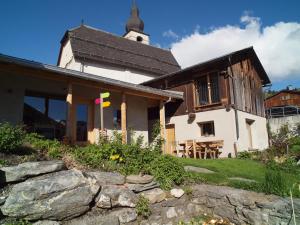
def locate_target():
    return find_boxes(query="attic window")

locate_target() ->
[136,36,143,42]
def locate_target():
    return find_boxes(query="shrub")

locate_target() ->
[72,144,105,168]
[136,195,151,218]
[4,219,32,225]
[237,151,252,159]
[24,133,63,159]
[149,155,185,190]
[263,168,287,196]
[0,159,7,166]
[0,123,25,153]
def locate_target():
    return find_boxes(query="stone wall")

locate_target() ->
[0,161,299,225]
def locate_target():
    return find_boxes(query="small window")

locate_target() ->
[136,36,143,42]
[198,121,215,137]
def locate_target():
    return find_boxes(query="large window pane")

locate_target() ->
[197,76,209,105]
[23,95,66,140]
[76,104,88,142]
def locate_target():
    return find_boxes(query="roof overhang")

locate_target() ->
[142,47,271,87]
[0,53,183,101]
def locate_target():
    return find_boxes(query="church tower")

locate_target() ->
[124,0,150,45]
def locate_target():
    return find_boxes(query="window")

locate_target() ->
[76,104,88,142]
[198,121,215,137]
[136,36,143,42]
[195,72,220,106]
[113,109,121,128]
[281,95,291,100]
[23,95,67,140]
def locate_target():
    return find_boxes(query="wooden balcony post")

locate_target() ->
[159,100,166,154]
[121,93,127,144]
[66,83,75,143]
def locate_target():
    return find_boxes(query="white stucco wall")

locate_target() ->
[82,61,156,84]
[236,111,269,151]
[166,108,269,158]
[167,109,237,157]
[124,30,150,45]
[58,40,156,84]
[268,115,300,134]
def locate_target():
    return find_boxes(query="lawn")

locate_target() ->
[178,158,300,196]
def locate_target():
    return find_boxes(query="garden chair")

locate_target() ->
[184,140,196,158]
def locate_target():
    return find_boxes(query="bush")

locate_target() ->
[0,123,25,153]
[24,133,63,159]
[237,151,252,159]
[136,195,151,218]
[71,131,185,189]
[149,155,185,190]
[263,168,287,196]
[72,144,108,168]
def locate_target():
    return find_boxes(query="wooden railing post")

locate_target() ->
[159,100,166,153]
[121,93,127,144]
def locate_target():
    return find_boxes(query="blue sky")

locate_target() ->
[1,0,300,90]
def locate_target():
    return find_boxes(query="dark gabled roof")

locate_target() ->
[0,53,183,100]
[142,47,271,86]
[58,25,180,76]
[266,90,300,100]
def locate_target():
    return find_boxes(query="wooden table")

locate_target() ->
[179,140,223,159]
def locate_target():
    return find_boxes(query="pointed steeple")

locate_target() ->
[126,0,144,33]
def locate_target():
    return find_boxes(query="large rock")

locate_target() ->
[64,214,119,225]
[86,171,125,185]
[1,169,100,221]
[33,221,61,225]
[0,160,65,183]
[110,208,137,223]
[126,181,159,193]
[142,188,166,204]
[126,175,154,184]
[96,185,137,208]
[170,188,184,198]
[184,166,215,174]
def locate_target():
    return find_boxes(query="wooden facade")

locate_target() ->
[265,90,300,109]
[146,48,269,118]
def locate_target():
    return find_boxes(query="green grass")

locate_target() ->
[179,158,300,197]
[181,158,266,183]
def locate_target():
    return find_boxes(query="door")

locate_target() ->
[246,119,254,149]
[166,124,176,155]
[74,99,95,144]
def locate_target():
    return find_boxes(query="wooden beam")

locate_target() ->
[88,101,95,144]
[159,100,166,154]
[121,93,127,144]
[66,83,75,143]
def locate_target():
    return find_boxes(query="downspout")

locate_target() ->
[228,56,240,141]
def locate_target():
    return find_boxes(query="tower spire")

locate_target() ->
[126,0,144,33]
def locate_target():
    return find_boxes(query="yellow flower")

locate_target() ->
[110,154,120,161]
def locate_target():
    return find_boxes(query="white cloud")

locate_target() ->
[163,29,179,39]
[170,12,300,82]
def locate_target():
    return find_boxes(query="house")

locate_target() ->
[265,90,300,134]
[0,2,270,157]
[265,90,300,118]
[143,47,271,157]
